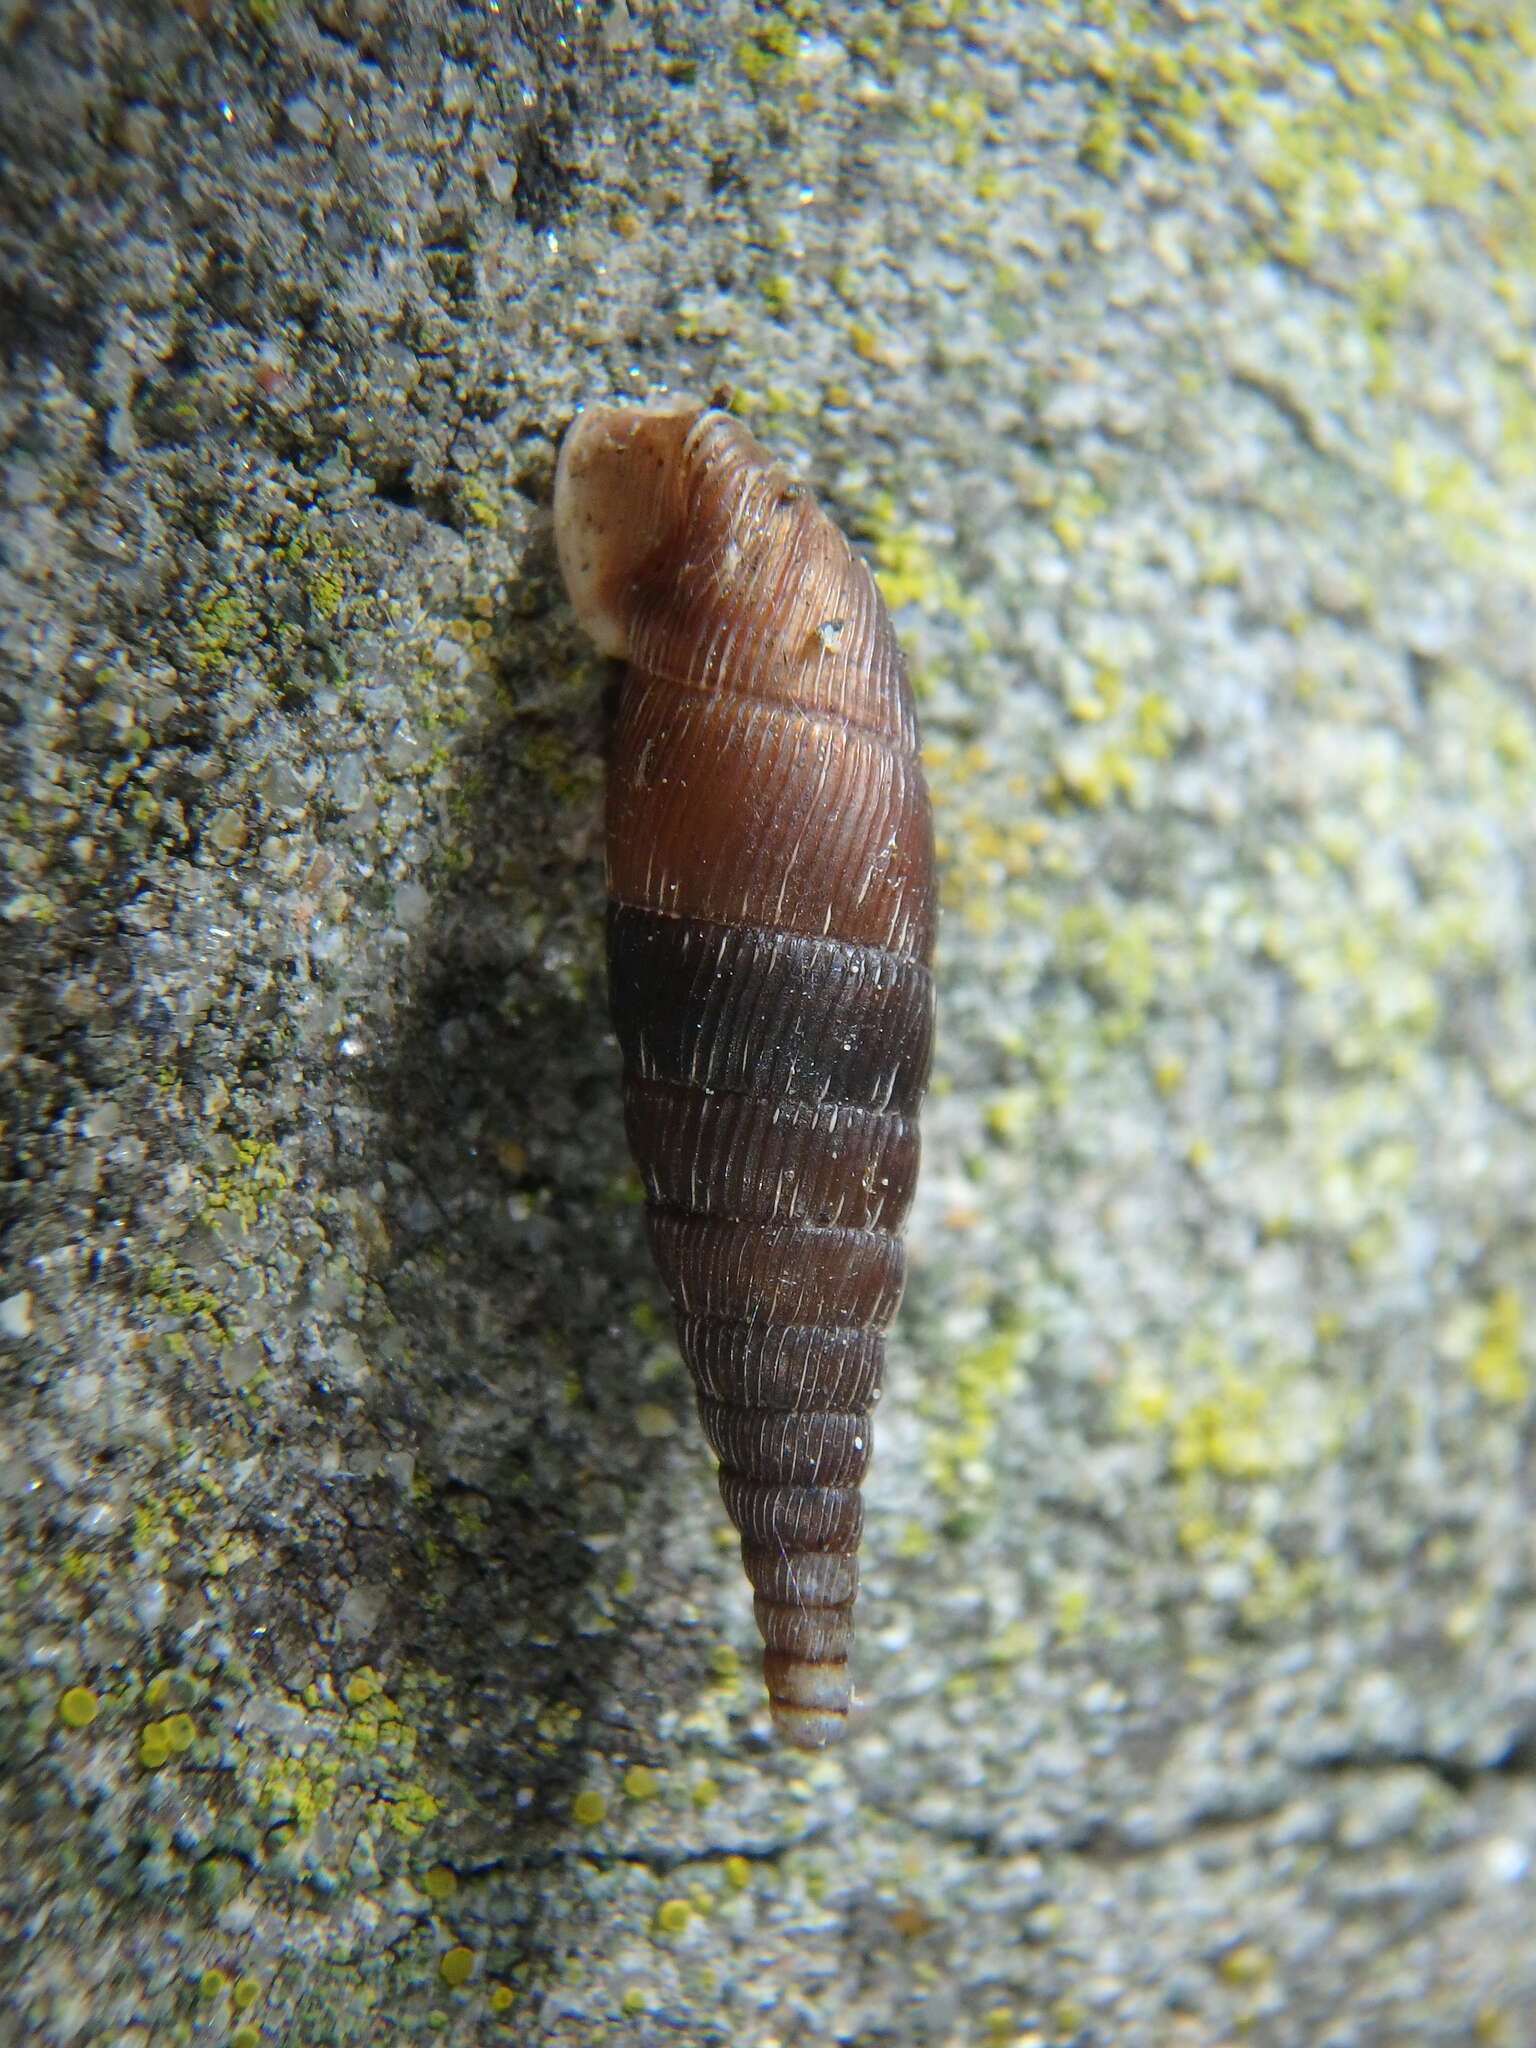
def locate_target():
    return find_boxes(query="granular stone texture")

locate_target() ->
[2,4,1534,2044]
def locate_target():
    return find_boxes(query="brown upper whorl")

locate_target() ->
[555,403,919,752]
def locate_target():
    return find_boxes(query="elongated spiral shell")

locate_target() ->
[554,399,936,1747]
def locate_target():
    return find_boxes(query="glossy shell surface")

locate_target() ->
[555,401,935,1746]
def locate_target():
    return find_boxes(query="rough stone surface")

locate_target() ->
[3,3,1535,2044]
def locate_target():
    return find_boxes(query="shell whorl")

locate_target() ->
[555,400,936,1746]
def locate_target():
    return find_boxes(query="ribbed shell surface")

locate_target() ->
[555,403,936,1747]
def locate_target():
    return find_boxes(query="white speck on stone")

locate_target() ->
[392,880,430,928]
[261,761,308,812]
[236,1693,313,1741]
[208,808,247,852]
[329,1329,368,1382]
[284,94,328,142]
[220,1340,265,1391]
[83,1098,123,1139]
[1201,1560,1252,1605]
[4,459,46,505]
[331,755,367,812]
[1484,1837,1531,1885]
[438,62,474,114]
[0,1291,34,1340]
[57,1368,104,1417]
[383,1877,432,1918]
[336,1583,386,1639]
[600,0,638,49]
[105,405,137,458]
[133,1579,168,1631]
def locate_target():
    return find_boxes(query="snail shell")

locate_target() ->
[554,399,936,1747]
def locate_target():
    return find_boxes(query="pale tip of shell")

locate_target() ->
[770,1698,852,1749]
[553,396,705,659]
[764,1652,854,1747]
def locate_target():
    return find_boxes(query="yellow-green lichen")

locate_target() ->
[1217,1941,1273,1987]
[345,1666,382,1706]
[457,475,501,530]
[1045,687,1180,812]
[1075,3,1239,175]
[1119,1331,1347,1626]
[235,1663,449,1851]
[57,1685,98,1729]
[1052,1581,1091,1641]
[187,587,258,674]
[140,1261,230,1341]
[308,566,345,616]
[861,492,983,649]
[60,1546,101,1581]
[735,8,801,88]
[1046,1,1536,584]
[438,1945,474,1988]
[921,1319,1033,1528]
[160,1711,198,1753]
[925,740,1051,941]
[759,273,795,316]
[1055,898,1172,1042]
[1442,1287,1530,1407]
[201,1138,291,1233]
[139,1723,172,1770]
[517,729,602,813]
